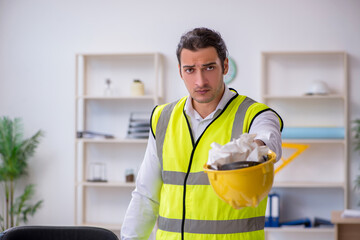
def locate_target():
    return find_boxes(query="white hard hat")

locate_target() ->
[307,80,329,95]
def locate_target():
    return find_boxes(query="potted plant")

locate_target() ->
[353,119,360,205]
[0,117,44,231]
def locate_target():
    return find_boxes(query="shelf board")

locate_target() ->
[273,181,345,188]
[265,227,334,233]
[76,138,148,144]
[262,51,346,55]
[263,94,345,100]
[79,222,122,231]
[282,139,345,144]
[77,52,160,57]
[79,181,136,188]
[77,95,158,100]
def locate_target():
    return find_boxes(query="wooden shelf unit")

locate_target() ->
[74,52,163,233]
[262,51,348,240]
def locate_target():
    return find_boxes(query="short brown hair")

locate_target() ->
[176,28,228,73]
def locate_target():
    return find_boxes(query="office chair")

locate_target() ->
[0,226,119,240]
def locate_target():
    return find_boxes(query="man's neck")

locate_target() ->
[192,100,217,119]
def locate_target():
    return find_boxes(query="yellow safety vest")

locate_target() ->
[150,90,283,240]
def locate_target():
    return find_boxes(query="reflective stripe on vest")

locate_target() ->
[158,215,265,234]
[156,101,177,170]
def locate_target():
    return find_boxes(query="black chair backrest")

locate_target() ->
[0,226,119,240]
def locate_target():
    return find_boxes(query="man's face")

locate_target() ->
[179,47,228,106]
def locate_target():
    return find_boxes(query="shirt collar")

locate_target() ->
[184,86,237,121]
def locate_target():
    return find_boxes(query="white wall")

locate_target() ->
[0,0,359,225]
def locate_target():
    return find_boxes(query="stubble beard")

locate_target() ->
[192,82,225,104]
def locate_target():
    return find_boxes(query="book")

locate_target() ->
[77,131,114,139]
[282,127,345,139]
[127,112,151,139]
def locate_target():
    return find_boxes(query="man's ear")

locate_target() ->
[223,58,229,75]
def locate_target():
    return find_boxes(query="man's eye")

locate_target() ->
[206,66,214,70]
[185,68,194,73]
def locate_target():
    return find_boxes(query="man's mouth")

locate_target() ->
[195,89,210,94]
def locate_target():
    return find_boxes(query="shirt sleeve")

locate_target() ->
[121,133,162,240]
[249,110,282,161]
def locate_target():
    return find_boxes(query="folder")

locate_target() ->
[265,193,280,227]
[265,197,271,227]
[271,193,280,227]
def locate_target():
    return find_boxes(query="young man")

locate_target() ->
[121,27,283,240]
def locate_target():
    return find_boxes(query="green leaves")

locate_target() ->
[0,117,44,181]
[353,119,360,153]
[0,116,44,230]
[356,175,360,190]
[353,119,360,206]
[12,184,43,226]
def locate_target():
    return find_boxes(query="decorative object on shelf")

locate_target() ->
[0,117,44,231]
[275,143,309,174]
[305,80,330,95]
[103,78,113,96]
[131,79,145,96]
[77,131,114,139]
[125,169,135,183]
[224,57,237,84]
[127,112,150,139]
[87,162,107,182]
[352,119,360,205]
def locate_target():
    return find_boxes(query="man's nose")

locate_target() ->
[195,71,207,87]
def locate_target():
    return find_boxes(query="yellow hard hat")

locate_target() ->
[203,151,276,209]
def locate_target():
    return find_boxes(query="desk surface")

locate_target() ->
[332,211,360,224]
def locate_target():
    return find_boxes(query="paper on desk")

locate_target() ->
[341,209,360,218]
[207,133,269,170]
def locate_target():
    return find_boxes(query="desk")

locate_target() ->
[331,211,360,240]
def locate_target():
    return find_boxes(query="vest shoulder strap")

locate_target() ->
[231,97,257,138]
[150,98,184,169]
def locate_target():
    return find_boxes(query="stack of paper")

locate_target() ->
[127,112,151,139]
[341,209,360,218]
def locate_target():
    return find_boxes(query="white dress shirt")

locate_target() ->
[121,87,282,240]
